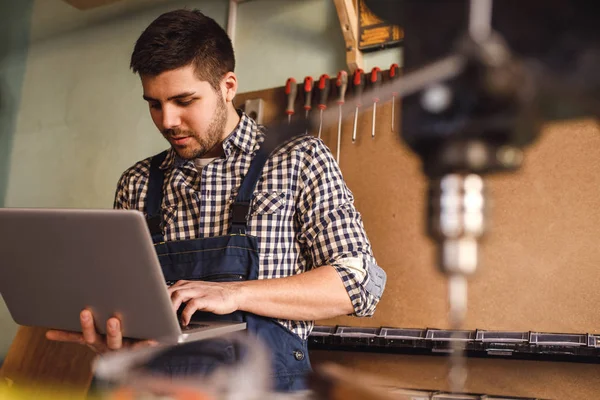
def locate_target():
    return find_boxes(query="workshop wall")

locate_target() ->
[235,84,600,336]
[235,83,600,397]
[0,0,35,363]
[0,0,400,359]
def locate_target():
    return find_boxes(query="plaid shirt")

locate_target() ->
[113,112,386,340]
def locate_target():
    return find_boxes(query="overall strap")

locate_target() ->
[230,119,308,234]
[146,150,169,237]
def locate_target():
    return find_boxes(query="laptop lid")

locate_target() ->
[0,208,243,343]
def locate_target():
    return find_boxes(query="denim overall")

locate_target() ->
[143,127,312,392]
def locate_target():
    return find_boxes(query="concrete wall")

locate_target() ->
[0,0,400,358]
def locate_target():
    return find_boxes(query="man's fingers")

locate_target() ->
[167,280,192,301]
[167,280,189,293]
[106,317,123,350]
[48,312,145,354]
[170,288,196,313]
[181,298,207,325]
[45,329,85,344]
[80,310,100,346]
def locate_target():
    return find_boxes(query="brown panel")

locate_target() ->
[0,326,95,397]
[235,80,600,334]
[310,350,600,399]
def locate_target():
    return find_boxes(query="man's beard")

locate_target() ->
[164,96,228,160]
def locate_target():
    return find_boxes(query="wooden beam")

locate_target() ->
[62,0,125,10]
[333,0,364,73]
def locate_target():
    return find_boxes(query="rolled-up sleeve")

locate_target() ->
[296,138,386,317]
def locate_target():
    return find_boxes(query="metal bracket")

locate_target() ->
[244,98,265,124]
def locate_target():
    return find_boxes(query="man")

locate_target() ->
[47,8,386,391]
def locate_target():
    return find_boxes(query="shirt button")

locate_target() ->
[293,350,305,361]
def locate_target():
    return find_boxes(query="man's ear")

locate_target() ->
[221,72,238,103]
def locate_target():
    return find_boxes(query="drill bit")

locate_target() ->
[448,274,468,394]
[428,173,485,395]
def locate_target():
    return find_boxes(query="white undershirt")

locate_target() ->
[193,157,218,172]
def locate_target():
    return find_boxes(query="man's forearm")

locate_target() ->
[235,265,354,321]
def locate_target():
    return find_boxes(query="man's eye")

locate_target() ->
[177,99,194,106]
[149,103,161,110]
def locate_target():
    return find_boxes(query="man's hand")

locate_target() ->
[168,266,355,323]
[168,280,242,325]
[45,309,158,354]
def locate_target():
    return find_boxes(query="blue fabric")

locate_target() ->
[143,129,311,392]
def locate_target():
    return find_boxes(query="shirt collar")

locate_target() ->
[223,110,263,157]
[158,111,263,171]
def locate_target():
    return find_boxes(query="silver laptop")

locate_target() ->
[0,208,246,344]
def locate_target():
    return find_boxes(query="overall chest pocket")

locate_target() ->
[250,191,290,216]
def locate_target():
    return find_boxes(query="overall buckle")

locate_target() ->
[231,202,250,234]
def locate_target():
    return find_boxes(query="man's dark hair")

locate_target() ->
[130,9,235,90]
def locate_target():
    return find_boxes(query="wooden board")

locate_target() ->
[235,81,600,335]
[0,326,95,398]
[357,0,403,51]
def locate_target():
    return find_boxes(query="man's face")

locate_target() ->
[141,64,227,160]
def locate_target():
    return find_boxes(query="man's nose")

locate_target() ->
[161,105,182,130]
